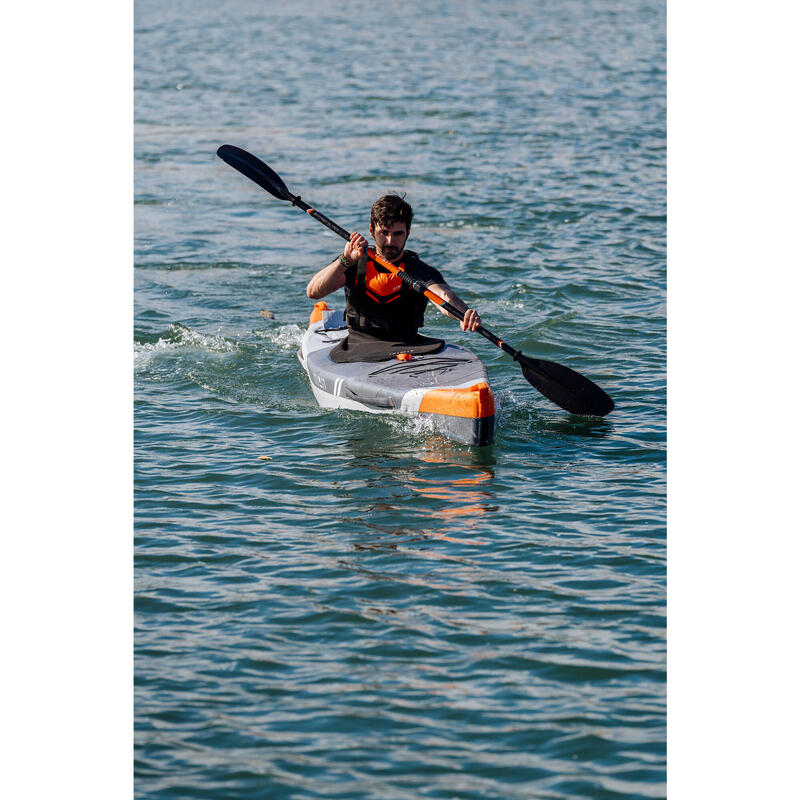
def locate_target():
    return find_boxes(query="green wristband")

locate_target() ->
[339,253,357,268]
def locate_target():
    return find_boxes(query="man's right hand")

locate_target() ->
[343,231,368,264]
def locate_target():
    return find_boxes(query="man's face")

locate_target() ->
[369,221,409,263]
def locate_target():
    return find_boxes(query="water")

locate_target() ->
[135,1,666,797]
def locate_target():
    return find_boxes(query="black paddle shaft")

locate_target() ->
[216,144,615,416]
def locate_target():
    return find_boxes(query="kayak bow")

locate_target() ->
[300,303,496,446]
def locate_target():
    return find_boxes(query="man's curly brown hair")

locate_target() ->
[370,194,413,233]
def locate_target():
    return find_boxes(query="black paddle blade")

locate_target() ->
[518,354,614,416]
[216,144,294,202]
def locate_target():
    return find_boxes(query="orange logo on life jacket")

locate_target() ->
[364,259,404,304]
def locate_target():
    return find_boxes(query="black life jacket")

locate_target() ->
[344,251,432,340]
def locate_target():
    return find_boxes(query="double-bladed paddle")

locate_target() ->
[216,144,615,417]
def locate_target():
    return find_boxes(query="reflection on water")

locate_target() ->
[499,400,615,439]
[342,430,499,542]
[409,459,496,537]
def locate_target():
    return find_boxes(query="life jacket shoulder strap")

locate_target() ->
[356,255,367,283]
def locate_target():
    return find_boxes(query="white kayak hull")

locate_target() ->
[298,304,495,446]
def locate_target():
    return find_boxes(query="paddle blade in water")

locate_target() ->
[217,144,294,202]
[517,354,614,416]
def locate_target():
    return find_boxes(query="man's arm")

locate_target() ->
[306,231,368,300]
[306,258,346,299]
[427,282,481,332]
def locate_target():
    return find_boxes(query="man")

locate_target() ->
[306,195,480,359]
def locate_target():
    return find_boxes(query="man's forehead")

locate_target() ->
[373,222,408,233]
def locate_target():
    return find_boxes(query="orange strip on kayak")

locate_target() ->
[418,382,495,419]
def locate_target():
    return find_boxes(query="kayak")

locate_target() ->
[298,302,496,446]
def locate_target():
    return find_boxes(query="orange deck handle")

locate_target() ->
[309,300,328,324]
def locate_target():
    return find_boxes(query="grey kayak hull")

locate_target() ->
[298,305,495,446]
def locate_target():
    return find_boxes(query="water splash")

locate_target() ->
[134,324,239,370]
[253,323,304,352]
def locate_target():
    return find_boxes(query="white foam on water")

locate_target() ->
[253,324,304,351]
[134,324,238,370]
[385,411,439,441]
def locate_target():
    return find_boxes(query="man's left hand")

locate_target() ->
[461,308,481,332]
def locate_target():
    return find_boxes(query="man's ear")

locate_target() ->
[368,224,374,236]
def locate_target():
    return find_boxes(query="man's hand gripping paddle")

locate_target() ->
[216,144,615,416]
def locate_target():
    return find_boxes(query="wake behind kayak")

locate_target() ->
[298,303,496,446]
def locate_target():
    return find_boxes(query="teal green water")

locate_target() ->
[135,1,665,797]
